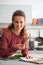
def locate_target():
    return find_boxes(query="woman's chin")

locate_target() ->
[16,28,21,31]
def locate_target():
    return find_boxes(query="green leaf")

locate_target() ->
[9,54,22,59]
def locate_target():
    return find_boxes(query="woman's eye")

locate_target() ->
[15,21,18,23]
[20,21,23,23]
[15,21,23,24]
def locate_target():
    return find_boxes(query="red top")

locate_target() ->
[0,29,29,58]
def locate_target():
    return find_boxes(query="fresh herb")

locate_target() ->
[9,54,22,59]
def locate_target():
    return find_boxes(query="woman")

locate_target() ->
[0,10,31,58]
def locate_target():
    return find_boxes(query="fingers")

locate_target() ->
[18,44,25,48]
[25,54,33,59]
[18,44,25,50]
[14,44,25,50]
[19,44,25,46]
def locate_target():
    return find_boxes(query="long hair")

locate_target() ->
[8,10,27,36]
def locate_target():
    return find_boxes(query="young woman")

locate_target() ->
[0,10,31,58]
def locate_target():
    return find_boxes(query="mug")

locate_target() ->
[34,41,38,48]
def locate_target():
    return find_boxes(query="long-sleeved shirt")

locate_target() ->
[0,29,29,58]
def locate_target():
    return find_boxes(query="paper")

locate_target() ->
[20,57,43,64]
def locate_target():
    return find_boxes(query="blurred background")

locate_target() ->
[0,0,43,50]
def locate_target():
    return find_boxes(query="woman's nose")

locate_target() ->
[18,23,21,26]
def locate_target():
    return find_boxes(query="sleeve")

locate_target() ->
[0,33,9,57]
[21,33,29,57]
[0,32,15,58]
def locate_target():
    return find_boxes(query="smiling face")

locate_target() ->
[13,16,25,32]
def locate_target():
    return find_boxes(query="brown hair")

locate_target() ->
[8,10,27,36]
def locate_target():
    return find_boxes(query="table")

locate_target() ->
[0,50,43,65]
[0,58,43,65]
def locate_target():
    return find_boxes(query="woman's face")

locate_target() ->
[13,16,25,32]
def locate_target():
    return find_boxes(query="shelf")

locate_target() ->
[0,23,10,28]
[26,24,43,30]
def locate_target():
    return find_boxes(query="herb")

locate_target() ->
[9,54,22,59]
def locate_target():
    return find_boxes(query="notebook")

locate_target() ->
[20,57,43,64]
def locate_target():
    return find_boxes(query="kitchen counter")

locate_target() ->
[0,50,43,65]
[0,58,43,65]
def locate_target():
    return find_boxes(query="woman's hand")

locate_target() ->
[14,44,25,50]
[25,52,32,59]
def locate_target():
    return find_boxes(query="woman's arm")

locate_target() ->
[0,32,15,58]
[0,33,9,57]
[21,41,28,56]
[21,33,31,58]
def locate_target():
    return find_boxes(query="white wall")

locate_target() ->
[0,0,43,18]
[0,5,32,23]
[0,0,43,38]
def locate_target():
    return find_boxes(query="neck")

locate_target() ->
[12,28,21,35]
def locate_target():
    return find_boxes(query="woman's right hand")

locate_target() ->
[14,44,25,50]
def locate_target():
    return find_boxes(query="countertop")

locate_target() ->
[0,50,43,65]
[0,58,43,65]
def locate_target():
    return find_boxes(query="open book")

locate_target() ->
[20,57,43,64]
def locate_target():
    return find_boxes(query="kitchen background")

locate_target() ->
[0,0,43,50]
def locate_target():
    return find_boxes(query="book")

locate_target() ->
[20,57,43,64]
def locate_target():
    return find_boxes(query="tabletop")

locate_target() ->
[0,50,43,65]
[0,58,43,65]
